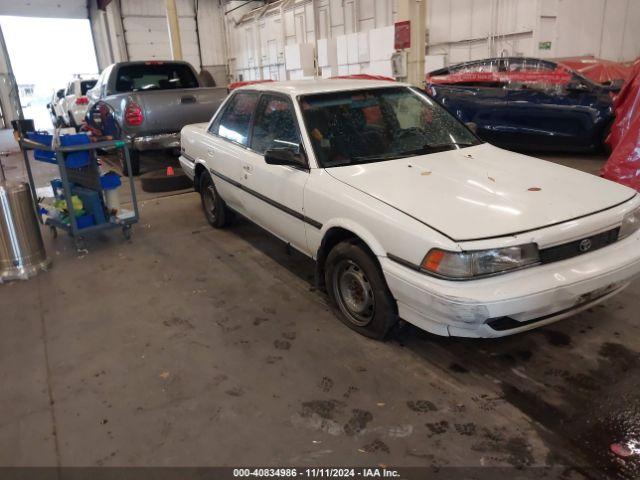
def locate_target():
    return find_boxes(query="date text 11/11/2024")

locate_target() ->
[232,468,401,478]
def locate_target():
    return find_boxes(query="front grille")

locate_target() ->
[539,227,619,264]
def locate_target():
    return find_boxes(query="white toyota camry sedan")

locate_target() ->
[179,79,640,339]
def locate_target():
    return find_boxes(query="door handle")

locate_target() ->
[242,165,253,172]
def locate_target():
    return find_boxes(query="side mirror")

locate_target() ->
[264,147,306,168]
[604,79,624,93]
[465,122,478,134]
[566,81,590,93]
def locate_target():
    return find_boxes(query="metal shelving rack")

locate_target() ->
[19,137,139,251]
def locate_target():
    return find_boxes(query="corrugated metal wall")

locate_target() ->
[224,0,640,81]
[427,0,640,63]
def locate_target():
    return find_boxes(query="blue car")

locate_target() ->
[426,57,616,153]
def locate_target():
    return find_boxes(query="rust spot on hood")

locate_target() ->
[528,187,542,191]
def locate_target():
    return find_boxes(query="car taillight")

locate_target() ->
[125,101,144,126]
[75,96,89,105]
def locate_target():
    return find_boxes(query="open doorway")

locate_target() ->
[0,15,98,130]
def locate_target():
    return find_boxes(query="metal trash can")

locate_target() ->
[0,181,50,282]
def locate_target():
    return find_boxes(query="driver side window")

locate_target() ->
[250,95,300,154]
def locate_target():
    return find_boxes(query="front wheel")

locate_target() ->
[199,173,231,228]
[325,240,397,340]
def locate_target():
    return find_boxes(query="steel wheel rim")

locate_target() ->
[203,184,217,222]
[333,259,375,326]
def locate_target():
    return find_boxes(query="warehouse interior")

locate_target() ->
[1,1,640,479]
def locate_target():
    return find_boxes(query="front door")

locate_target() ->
[241,93,310,254]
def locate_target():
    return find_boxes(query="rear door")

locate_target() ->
[241,93,310,254]
[504,59,595,150]
[428,59,510,144]
[205,91,260,214]
[429,83,508,144]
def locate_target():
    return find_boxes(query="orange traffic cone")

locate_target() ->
[166,166,175,176]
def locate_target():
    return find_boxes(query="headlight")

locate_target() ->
[421,244,540,279]
[619,207,640,240]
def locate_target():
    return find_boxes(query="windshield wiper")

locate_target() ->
[422,141,477,150]
[349,142,478,164]
[350,152,412,163]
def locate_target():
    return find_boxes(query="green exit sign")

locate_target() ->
[539,41,552,50]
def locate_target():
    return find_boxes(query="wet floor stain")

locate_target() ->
[449,363,469,373]
[301,400,345,420]
[361,438,390,453]
[541,329,572,347]
[454,422,476,436]
[273,339,291,350]
[343,409,373,436]
[425,420,449,436]
[406,400,438,413]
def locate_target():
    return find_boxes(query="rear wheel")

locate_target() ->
[118,149,140,176]
[325,240,397,340]
[199,173,231,228]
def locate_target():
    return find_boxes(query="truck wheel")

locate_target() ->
[325,240,398,340]
[119,149,140,176]
[67,112,78,131]
[199,173,230,228]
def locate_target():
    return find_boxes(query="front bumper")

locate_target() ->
[381,230,640,337]
[132,133,181,152]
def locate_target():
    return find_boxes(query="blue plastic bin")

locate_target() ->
[75,214,95,229]
[26,132,91,168]
[59,134,91,168]
[26,132,56,163]
[100,171,122,190]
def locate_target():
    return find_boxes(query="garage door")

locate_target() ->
[121,0,201,71]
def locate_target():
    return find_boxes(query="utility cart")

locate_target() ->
[19,133,139,251]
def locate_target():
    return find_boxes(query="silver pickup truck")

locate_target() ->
[86,60,227,175]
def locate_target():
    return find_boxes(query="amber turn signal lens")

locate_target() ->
[421,249,446,271]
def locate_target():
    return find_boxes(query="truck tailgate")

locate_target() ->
[134,87,227,134]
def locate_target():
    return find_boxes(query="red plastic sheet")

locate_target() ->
[426,68,572,86]
[330,74,396,82]
[227,79,274,92]
[601,60,640,190]
[555,56,632,85]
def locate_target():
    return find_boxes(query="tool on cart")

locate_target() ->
[18,128,139,252]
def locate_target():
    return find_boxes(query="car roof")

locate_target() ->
[236,79,408,96]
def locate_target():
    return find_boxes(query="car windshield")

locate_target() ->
[299,86,481,167]
[115,63,198,93]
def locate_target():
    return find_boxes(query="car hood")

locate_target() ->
[325,143,635,241]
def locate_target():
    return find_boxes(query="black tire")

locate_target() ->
[140,167,192,192]
[325,240,397,340]
[67,112,78,131]
[600,119,614,155]
[118,149,140,176]
[199,173,231,228]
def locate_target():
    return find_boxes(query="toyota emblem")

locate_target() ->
[579,238,592,252]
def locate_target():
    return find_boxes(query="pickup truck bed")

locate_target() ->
[86,60,227,175]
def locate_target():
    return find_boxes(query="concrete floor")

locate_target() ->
[1,130,639,478]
